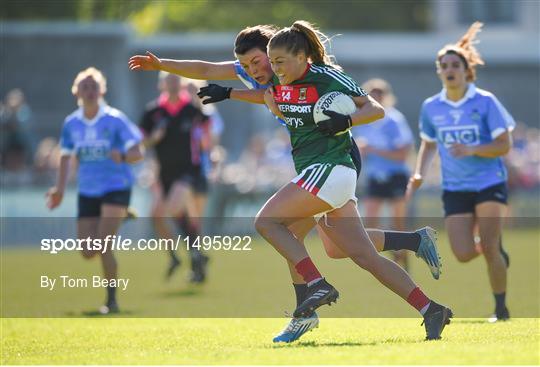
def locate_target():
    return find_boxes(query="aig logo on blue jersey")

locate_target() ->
[77,140,110,161]
[438,125,480,147]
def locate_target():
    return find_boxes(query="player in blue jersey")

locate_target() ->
[406,22,514,322]
[129,25,443,342]
[46,67,144,314]
[353,79,414,271]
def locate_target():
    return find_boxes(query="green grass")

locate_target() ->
[2,318,539,364]
[2,228,538,318]
[1,227,539,364]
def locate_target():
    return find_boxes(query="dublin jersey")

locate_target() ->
[353,106,413,180]
[234,61,272,90]
[419,84,515,191]
[272,63,367,173]
[234,60,286,126]
[60,105,142,196]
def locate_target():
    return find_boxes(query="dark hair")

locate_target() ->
[234,24,279,55]
[268,20,340,69]
[437,21,485,82]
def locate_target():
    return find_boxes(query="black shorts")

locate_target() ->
[442,182,508,217]
[160,172,208,196]
[78,189,131,218]
[366,173,409,199]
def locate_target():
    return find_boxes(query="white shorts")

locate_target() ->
[292,163,357,212]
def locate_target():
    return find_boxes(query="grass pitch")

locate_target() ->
[2,318,538,364]
[1,227,539,364]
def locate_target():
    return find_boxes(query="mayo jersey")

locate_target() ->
[419,84,515,191]
[60,104,142,196]
[353,106,413,179]
[272,63,367,173]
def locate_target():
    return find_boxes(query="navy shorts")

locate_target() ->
[78,189,131,218]
[442,182,508,217]
[349,138,362,179]
[366,173,409,199]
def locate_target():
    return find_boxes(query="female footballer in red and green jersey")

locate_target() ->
[258,21,452,341]
[406,22,514,322]
[129,25,443,342]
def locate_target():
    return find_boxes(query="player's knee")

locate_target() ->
[480,242,500,260]
[454,251,474,263]
[151,206,165,218]
[323,246,347,259]
[166,206,182,218]
[255,211,287,234]
[254,215,271,236]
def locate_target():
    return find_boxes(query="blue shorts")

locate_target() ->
[442,182,508,217]
[78,189,131,218]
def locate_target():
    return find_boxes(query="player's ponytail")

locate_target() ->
[437,21,485,82]
[269,20,341,69]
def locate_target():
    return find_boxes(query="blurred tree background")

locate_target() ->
[2,0,431,33]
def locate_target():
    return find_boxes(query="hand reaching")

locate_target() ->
[197,84,232,105]
[128,51,161,71]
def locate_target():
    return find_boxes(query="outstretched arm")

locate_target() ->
[197,84,266,105]
[230,89,266,104]
[128,51,237,80]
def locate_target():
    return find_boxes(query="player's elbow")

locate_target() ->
[363,104,384,123]
[374,106,385,121]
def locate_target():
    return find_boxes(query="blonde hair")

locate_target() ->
[71,67,107,96]
[361,78,396,107]
[436,22,485,82]
[268,20,341,70]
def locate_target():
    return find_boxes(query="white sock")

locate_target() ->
[420,302,431,316]
[307,277,323,287]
